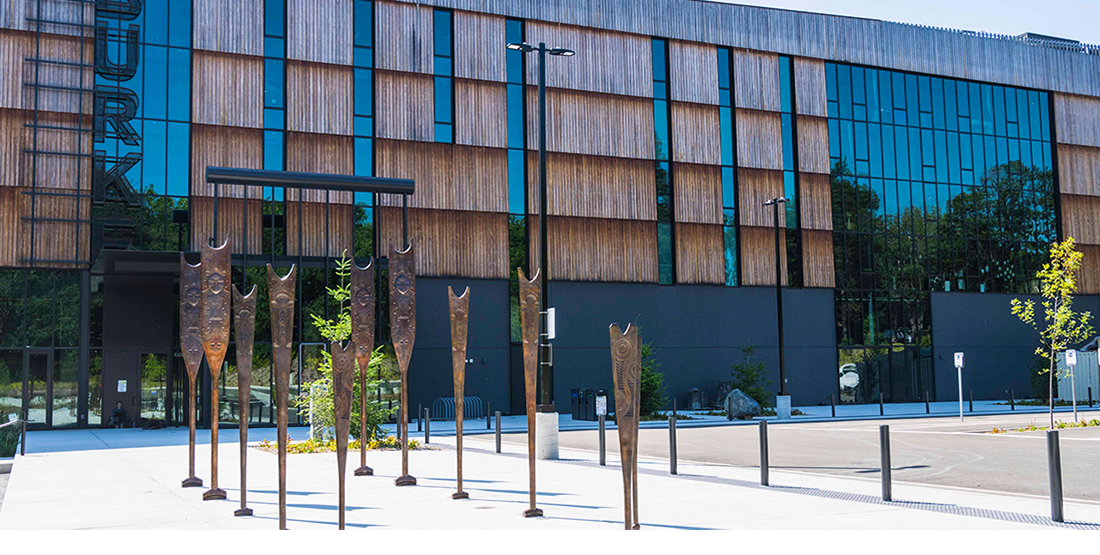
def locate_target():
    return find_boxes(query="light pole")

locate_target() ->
[507,41,573,413]
[764,197,789,404]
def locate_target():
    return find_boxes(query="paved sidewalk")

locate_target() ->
[1,427,1097,530]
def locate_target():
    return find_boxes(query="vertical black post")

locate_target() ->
[424,407,430,444]
[669,416,677,475]
[1048,430,1064,523]
[925,391,930,414]
[880,425,892,502]
[598,414,606,466]
[879,392,884,416]
[536,43,554,413]
[417,403,422,432]
[402,194,408,248]
[772,201,786,396]
[1011,389,1015,411]
[495,411,501,453]
[1089,387,1093,408]
[20,419,27,456]
[969,390,974,414]
[830,394,836,418]
[759,421,769,486]
[672,397,677,418]
[486,401,491,430]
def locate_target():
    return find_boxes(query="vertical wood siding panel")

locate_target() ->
[1053,93,1100,148]
[671,101,720,165]
[738,168,785,227]
[189,125,264,199]
[287,0,353,65]
[525,22,652,98]
[673,162,722,224]
[376,139,507,213]
[454,10,506,82]
[669,40,718,105]
[189,197,264,255]
[1079,245,1100,295]
[799,172,832,231]
[285,132,354,202]
[675,222,724,284]
[1,109,91,191]
[0,187,17,265]
[525,152,656,220]
[736,108,783,170]
[545,216,657,282]
[193,0,264,56]
[740,225,788,286]
[0,30,93,114]
[377,207,508,278]
[1057,144,1100,196]
[733,49,780,112]
[286,61,354,136]
[797,115,830,174]
[376,70,433,141]
[283,132,354,257]
[526,87,654,159]
[375,0,433,74]
[1060,194,1100,244]
[801,228,835,287]
[794,57,827,117]
[454,78,507,148]
[2,1,94,35]
[192,51,264,128]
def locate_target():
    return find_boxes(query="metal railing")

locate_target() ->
[890,20,1100,56]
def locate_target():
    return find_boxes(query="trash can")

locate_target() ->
[571,389,581,420]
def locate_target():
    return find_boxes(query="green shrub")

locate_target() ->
[0,421,20,457]
[639,343,667,418]
[730,345,772,408]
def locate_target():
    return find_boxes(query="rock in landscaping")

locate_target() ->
[724,389,761,420]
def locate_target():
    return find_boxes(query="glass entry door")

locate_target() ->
[22,350,53,429]
[140,353,169,422]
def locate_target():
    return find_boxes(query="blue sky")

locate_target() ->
[713,0,1100,45]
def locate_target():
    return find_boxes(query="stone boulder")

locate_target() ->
[724,389,762,420]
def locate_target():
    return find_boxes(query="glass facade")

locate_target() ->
[717,47,739,286]
[652,38,675,285]
[353,0,376,259]
[433,8,454,143]
[779,55,803,287]
[506,18,528,343]
[827,62,1056,403]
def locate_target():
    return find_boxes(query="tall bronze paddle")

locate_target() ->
[448,286,470,500]
[610,324,642,530]
[268,264,297,530]
[179,254,204,488]
[518,268,543,517]
[200,237,231,501]
[390,243,417,486]
[351,258,376,476]
[233,284,257,517]
[331,339,356,529]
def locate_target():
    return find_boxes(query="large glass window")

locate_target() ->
[718,46,739,286]
[828,62,1056,402]
[353,0,375,259]
[506,18,528,342]
[779,55,802,287]
[433,9,454,143]
[652,38,674,285]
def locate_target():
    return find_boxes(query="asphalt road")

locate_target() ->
[504,412,1100,502]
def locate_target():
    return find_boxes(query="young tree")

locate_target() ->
[1011,238,1094,427]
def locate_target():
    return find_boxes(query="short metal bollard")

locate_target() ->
[880,425,892,502]
[925,391,930,414]
[879,392,884,416]
[759,421,769,486]
[672,398,677,418]
[418,403,422,432]
[424,407,430,444]
[486,402,491,430]
[969,390,974,414]
[598,414,606,466]
[830,394,836,418]
[1048,430,1064,523]
[1011,389,1015,411]
[20,419,27,456]
[494,411,501,453]
[1090,387,1094,408]
[669,416,678,475]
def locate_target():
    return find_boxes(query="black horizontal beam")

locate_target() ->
[206,167,415,195]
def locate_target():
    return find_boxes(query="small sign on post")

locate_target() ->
[954,352,964,422]
[595,395,607,416]
[546,307,556,340]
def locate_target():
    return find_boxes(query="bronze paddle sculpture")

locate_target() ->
[518,268,543,517]
[232,284,257,517]
[610,323,642,530]
[448,286,470,500]
[180,254,204,488]
[351,258,376,477]
[268,264,297,530]
[331,339,356,529]
[200,237,231,501]
[390,243,417,487]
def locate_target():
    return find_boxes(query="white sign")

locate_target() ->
[117,380,127,393]
[546,307,556,340]
[954,352,964,368]
[595,396,607,416]
[1067,349,1077,366]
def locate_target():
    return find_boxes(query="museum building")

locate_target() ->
[2,0,1100,429]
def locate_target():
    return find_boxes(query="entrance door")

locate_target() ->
[22,349,53,429]
[140,353,169,423]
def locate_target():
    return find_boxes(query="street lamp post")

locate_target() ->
[507,41,573,413]
[764,197,790,412]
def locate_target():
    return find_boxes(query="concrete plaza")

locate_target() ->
[2,415,1099,530]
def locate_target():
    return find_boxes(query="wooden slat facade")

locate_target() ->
[0,108,91,190]
[285,132,354,203]
[191,50,263,129]
[801,229,835,288]
[540,216,657,283]
[0,29,92,114]
[736,108,783,170]
[189,197,263,254]
[284,202,354,257]
[738,168,785,227]
[1057,144,1100,196]
[675,222,724,284]
[376,139,507,213]
[794,57,827,117]
[0,187,18,265]
[454,78,507,149]
[669,40,718,105]
[287,0,353,65]
[526,87,654,160]
[733,48,780,113]
[1060,194,1100,245]
[375,0,433,74]
[454,10,506,82]
[0,0,93,35]
[1053,93,1100,149]
[740,225,787,286]
[375,70,433,142]
[377,207,508,278]
[189,124,264,198]
[799,172,832,231]
[673,163,722,225]
[193,0,264,56]
[1078,245,1100,295]
[671,101,721,166]
[797,115,830,174]
[286,61,354,136]
[525,151,656,220]
[524,21,652,98]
